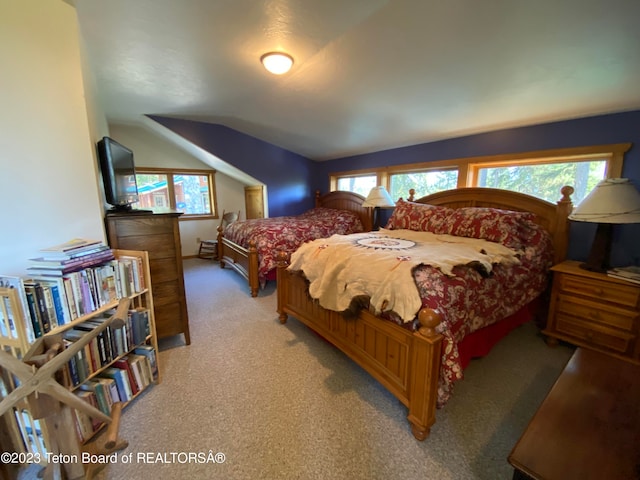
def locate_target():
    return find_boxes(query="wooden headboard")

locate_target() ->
[315,190,374,232]
[409,186,574,264]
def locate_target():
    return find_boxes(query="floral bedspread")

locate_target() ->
[289,221,554,406]
[223,207,364,284]
[390,225,554,406]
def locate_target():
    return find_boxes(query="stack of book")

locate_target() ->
[12,239,146,339]
[27,239,114,277]
[607,265,640,285]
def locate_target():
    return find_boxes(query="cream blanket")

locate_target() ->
[287,228,520,323]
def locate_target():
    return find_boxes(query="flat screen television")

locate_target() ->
[97,136,142,212]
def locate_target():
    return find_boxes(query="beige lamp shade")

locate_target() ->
[362,186,395,208]
[569,178,640,224]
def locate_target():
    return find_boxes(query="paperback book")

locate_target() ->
[607,265,640,285]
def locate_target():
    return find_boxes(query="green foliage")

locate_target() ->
[479,161,605,203]
[390,171,458,200]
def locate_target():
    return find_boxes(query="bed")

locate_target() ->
[276,186,574,440]
[217,190,373,296]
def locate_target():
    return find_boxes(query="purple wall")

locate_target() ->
[153,111,640,267]
[315,110,640,267]
[148,116,317,216]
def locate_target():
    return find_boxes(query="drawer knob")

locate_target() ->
[586,331,594,340]
[593,288,604,295]
[588,311,601,320]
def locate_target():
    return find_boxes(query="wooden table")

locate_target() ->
[508,348,640,480]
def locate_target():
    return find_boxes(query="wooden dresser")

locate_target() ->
[105,211,191,344]
[543,260,640,363]
[508,348,640,480]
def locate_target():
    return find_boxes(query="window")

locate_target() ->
[335,174,378,197]
[135,168,217,218]
[330,144,629,206]
[389,169,458,202]
[474,160,606,205]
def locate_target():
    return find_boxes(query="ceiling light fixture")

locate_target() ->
[260,52,294,75]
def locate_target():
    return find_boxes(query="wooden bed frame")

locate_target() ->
[276,186,574,440]
[218,190,374,297]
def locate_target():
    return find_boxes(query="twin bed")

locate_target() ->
[217,190,372,296]
[275,186,574,440]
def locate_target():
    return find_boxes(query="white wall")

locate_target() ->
[108,125,247,256]
[0,0,105,276]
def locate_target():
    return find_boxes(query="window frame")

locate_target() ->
[330,143,630,203]
[135,167,218,220]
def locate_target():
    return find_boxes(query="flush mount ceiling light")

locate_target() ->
[260,52,294,75]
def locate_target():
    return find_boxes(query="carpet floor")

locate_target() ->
[21,258,575,479]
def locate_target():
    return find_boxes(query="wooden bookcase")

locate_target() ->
[0,249,160,471]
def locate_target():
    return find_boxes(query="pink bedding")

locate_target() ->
[223,207,364,284]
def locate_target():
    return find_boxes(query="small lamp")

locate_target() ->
[362,186,395,230]
[568,178,640,272]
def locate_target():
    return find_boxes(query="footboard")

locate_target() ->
[218,227,260,297]
[276,254,443,440]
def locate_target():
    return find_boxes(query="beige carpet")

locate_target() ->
[21,258,575,479]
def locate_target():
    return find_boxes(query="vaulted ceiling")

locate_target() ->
[74,0,640,161]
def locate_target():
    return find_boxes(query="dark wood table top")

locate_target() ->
[508,348,640,480]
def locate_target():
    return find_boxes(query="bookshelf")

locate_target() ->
[0,249,160,472]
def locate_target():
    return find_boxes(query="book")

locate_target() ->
[30,277,72,326]
[27,250,115,276]
[29,247,114,268]
[0,275,35,342]
[127,355,146,391]
[79,380,110,416]
[101,367,132,402]
[73,390,98,442]
[97,376,120,404]
[133,345,158,381]
[112,359,139,396]
[23,283,45,337]
[607,265,640,284]
[607,272,640,285]
[0,294,15,338]
[129,307,150,345]
[39,238,104,255]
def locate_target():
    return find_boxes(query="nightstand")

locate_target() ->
[543,260,640,363]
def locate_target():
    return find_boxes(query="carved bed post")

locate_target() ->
[248,240,260,297]
[217,224,225,268]
[553,185,574,264]
[276,251,290,324]
[407,308,443,441]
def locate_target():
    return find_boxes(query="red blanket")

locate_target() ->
[223,207,364,284]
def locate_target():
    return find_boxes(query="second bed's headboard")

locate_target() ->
[315,190,374,232]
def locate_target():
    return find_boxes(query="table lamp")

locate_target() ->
[568,178,640,272]
[362,186,395,230]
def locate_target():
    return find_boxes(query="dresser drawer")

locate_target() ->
[556,295,637,331]
[559,274,640,308]
[556,314,634,353]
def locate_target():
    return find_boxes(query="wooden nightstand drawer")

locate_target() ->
[556,314,634,353]
[559,274,640,308]
[546,261,640,363]
[556,295,637,331]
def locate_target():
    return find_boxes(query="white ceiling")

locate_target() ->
[74,0,640,161]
